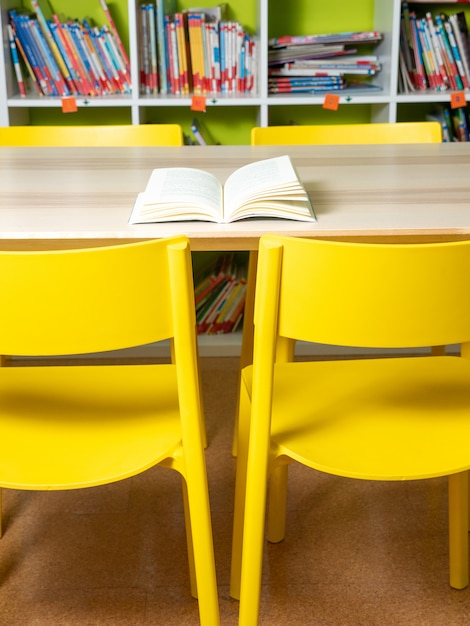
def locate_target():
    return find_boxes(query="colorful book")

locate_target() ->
[449,12,470,88]
[7,24,26,96]
[156,0,177,94]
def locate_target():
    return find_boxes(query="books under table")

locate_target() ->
[129,155,316,224]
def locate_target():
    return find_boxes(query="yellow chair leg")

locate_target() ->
[230,383,251,600]
[183,472,220,625]
[267,464,288,543]
[181,477,197,598]
[448,471,469,590]
[232,251,258,458]
[0,488,2,538]
[236,390,271,625]
[238,467,268,626]
[239,251,258,370]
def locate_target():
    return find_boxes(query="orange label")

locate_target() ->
[191,95,207,112]
[61,96,78,113]
[322,94,340,111]
[451,91,467,109]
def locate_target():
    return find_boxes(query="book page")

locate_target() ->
[223,155,315,222]
[129,167,223,223]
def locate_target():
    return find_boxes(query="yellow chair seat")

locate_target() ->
[0,364,183,489]
[242,356,470,481]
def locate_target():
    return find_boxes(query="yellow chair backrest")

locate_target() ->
[251,121,442,145]
[258,235,470,350]
[0,238,189,356]
[0,124,183,146]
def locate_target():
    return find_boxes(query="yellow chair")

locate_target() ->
[0,123,183,146]
[236,118,442,448]
[251,121,442,145]
[0,237,219,625]
[231,235,470,625]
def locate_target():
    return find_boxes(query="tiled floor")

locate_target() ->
[1,357,470,625]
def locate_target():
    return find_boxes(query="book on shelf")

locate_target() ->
[190,116,220,145]
[129,155,316,225]
[427,104,470,142]
[194,252,246,335]
[7,24,26,97]
[268,30,383,93]
[268,76,345,93]
[269,31,383,48]
[399,3,470,92]
[139,3,158,94]
[8,2,131,97]
[449,12,470,87]
[156,0,177,94]
[136,3,255,96]
[269,56,380,76]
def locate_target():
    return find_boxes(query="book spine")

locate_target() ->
[219,21,227,93]
[68,22,96,95]
[30,0,72,95]
[10,20,42,95]
[7,23,26,96]
[409,12,428,89]
[435,13,462,90]
[99,0,130,69]
[140,4,151,94]
[175,13,189,95]
[449,12,470,88]
[156,0,175,95]
[72,22,102,95]
[89,24,114,93]
[444,17,470,88]
[82,22,108,95]
[148,4,158,94]
[425,12,449,89]
[29,17,63,95]
[16,16,47,95]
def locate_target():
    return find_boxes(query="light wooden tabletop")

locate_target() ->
[1,143,470,251]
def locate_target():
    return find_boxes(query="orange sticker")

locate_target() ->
[61,96,78,113]
[451,91,467,109]
[191,95,207,112]
[322,93,340,111]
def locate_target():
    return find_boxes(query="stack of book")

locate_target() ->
[399,2,470,93]
[139,2,256,96]
[194,253,247,335]
[8,1,131,97]
[268,31,382,94]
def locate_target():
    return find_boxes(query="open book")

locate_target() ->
[129,155,316,224]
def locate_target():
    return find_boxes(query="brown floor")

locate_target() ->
[1,356,470,625]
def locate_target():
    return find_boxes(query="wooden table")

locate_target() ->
[2,142,470,363]
[2,143,470,250]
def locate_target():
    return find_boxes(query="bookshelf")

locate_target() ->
[1,1,469,144]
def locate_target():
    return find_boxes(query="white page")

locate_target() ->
[223,155,299,218]
[136,167,223,221]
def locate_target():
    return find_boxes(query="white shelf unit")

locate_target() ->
[1,1,469,129]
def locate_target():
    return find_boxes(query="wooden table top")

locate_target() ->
[1,143,469,251]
